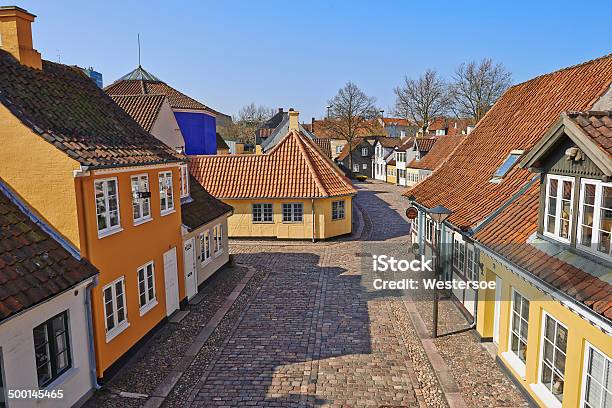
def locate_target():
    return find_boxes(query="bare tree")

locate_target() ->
[393,69,448,134]
[325,82,378,171]
[219,103,274,144]
[449,58,511,122]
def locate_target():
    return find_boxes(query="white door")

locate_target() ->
[493,276,502,344]
[163,247,180,316]
[183,238,197,300]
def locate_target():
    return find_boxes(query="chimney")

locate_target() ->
[311,117,315,133]
[278,107,283,114]
[288,108,299,131]
[0,6,42,69]
[467,125,475,134]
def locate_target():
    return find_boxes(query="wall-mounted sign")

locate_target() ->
[405,206,418,220]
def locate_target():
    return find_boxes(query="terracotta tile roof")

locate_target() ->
[396,137,415,151]
[474,184,612,319]
[189,131,357,199]
[0,183,98,321]
[406,54,612,230]
[566,110,612,158]
[105,66,213,113]
[414,137,438,153]
[311,119,385,139]
[382,117,411,127]
[0,50,184,168]
[110,94,166,132]
[377,137,402,148]
[407,135,466,170]
[427,117,471,135]
[313,138,332,159]
[181,176,233,231]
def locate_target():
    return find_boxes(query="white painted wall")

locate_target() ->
[183,215,230,287]
[0,279,95,408]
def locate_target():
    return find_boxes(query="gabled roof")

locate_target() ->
[260,114,316,151]
[190,131,357,199]
[406,54,612,230]
[0,50,183,168]
[474,183,612,319]
[337,138,367,161]
[256,109,286,139]
[381,117,411,127]
[521,110,612,176]
[105,66,214,113]
[181,175,233,231]
[216,133,230,151]
[110,94,166,132]
[427,117,471,135]
[0,182,98,321]
[374,137,402,149]
[396,137,416,152]
[414,137,437,153]
[312,118,385,140]
[408,135,466,170]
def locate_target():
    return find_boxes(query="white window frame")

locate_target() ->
[199,230,211,265]
[103,277,129,342]
[532,311,568,408]
[131,174,152,226]
[95,178,122,238]
[213,224,223,255]
[362,163,367,170]
[543,174,574,244]
[580,342,612,408]
[332,200,345,220]
[137,261,157,316]
[335,145,342,154]
[158,171,175,215]
[282,203,303,223]
[425,216,433,243]
[179,164,190,199]
[361,147,368,157]
[353,163,359,172]
[577,178,612,259]
[252,203,273,223]
[503,288,529,379]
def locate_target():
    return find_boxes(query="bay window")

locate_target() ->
[159,171,175,214]
[544,175,574,242]
[131,174,151,224]
[578,179,612,258]
[95,178,120,236]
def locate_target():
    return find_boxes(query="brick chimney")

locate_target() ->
[288,108,299,131]
[0,6,42,69]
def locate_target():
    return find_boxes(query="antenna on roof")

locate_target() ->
[137,33,141,67]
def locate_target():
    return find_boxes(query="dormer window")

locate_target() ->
[493,151,523,180]
[544,175,574,243]
[577,179,612,258]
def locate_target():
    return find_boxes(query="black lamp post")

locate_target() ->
[427,205,453,338]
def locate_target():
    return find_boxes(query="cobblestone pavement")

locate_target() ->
[88,180,528,408]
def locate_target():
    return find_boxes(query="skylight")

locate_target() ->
[493,151,523,179]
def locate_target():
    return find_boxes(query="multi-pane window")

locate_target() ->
[131,174,151,224]
[103,277,127,337]
[336,145,342,154]
[425,217,433,243]
[578,180,612,258]
[282,203,303,222]
[353,164,359,172]
[95,178,120,235]
[252,203,273,223]
[362,163,367,170]
[332,200,345,220]
[361,147,368,156]
[466,247,476,281]
[544,175,574,242]
[509,290,529,364]
[540,314,568,403]
[582,345,611,408]
[179,164,190,198]
[33,312,71,387]
[199,230,211,264]
[158,171,174,214]
[137,262,156,313]
[213,224,223,253]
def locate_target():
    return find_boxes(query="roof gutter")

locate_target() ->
[476,241,612,335]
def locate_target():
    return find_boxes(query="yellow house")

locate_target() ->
[0,7,187,380]
[386,161,397,184]
[190,117,357,240]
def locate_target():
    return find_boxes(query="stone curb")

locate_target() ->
[141,264,257,408]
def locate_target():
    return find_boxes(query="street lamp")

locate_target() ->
[427,205,452,338]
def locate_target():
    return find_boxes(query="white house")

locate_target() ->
[394,137,416,186]
[372,137,402,181]
[0,182,99,408]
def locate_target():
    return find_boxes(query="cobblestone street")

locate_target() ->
[89,181,528,408]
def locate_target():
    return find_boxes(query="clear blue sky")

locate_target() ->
[15,0,612,120]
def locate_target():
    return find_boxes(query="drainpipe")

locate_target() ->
[311,199,315,243]
[84,277,101,390]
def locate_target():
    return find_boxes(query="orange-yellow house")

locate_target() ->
[0,6,188,380]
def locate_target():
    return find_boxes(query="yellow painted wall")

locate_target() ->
[79,167,185,377]
[0,104,82,247]
[477,252,611,408]
[387,165,397,184]
[223,196,352,239]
